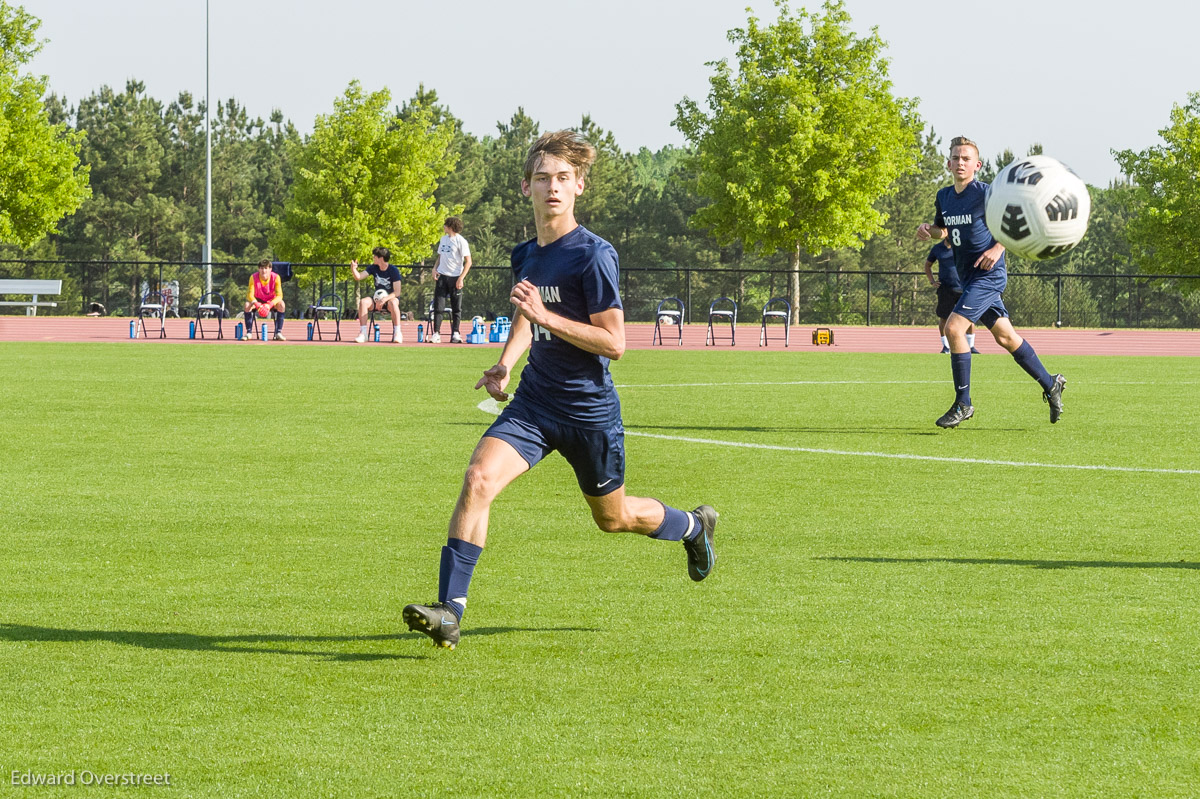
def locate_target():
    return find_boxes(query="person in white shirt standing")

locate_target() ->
[430,216,472,343]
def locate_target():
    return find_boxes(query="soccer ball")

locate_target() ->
[373,289,388,304]
[984,155,1090,261]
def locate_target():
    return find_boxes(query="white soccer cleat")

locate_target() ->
[392,331,403,344]
[429,333,441,344]
[354,333,367,344]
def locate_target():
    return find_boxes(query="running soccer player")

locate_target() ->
[916,136,1066,428]
[402,130,717,649]
[923,239,978,354]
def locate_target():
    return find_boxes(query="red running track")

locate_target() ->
[0,316,1197,356]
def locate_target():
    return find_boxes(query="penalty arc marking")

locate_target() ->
[475,399,1198,476]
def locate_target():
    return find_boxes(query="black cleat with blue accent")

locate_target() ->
[403,602,461,649]
[936,401,974,429]
[1044,374,1066,424]
[683,505,718,582]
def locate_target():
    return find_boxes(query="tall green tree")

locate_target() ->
[674,0,921,320]
[476,107,541,252]
[1114,92,1200,279]
[0,1,90,247]
[400,84,483,224]
[58,81,187,262]
[573,115,636,248]
[273,80,457,269]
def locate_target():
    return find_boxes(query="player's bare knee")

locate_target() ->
[461,463,501,503]
[996,331,1022,352]
[589,502,630,533]
[591,511,626,533]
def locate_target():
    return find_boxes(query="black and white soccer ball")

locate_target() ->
[984,155,1090,261]
[373,289,389,304]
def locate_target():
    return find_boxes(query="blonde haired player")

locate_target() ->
[917,136,1066,428]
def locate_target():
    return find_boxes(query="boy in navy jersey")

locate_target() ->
[922,239,977,354]
[917,136,1066,428]
[403,131,717,649]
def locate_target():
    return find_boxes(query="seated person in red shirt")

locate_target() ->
[244,259,286,340]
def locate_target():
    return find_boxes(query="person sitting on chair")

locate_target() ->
[350,246,403,343]
[244,259,286,340]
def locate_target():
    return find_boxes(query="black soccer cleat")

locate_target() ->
[970,347,981,354]
[1043,373,1067,424]
[683,505,718,582]
[403,602,461,649]
[936,401,975,429]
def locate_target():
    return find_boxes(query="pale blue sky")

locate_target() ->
[19,0,1198,186]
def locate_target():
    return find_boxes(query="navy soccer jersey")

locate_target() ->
[927,241,961,292]
[934,180,1006,288]
[366,263,402,294]
[509,225,623,428]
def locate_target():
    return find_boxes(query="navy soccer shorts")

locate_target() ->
[935,284,961,320]
[952,280,1009,328]
[483,400,626,497]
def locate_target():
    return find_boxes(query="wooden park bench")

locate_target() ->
[0,279,62,316]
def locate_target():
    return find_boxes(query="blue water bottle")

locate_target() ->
[307,322,313,341]
[417,323,424,343]
[129,320,137,339]
[374,324,380,342]
[235,322,244,340]
[261,321,268,341]
[188,321,196,339]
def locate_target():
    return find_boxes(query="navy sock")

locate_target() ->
[951,352,972,406]
[1012,341,1053,391]
[650,504,698,541]
[438,538,481,621]
[243,311,253,328]
[275,311,284,333]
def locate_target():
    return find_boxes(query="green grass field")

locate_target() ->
[2,342,1198,797]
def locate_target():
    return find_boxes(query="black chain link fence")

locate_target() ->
[2,260,1198,329]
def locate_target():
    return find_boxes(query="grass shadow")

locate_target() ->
[0,623,601,661]
[819,556,1200,571]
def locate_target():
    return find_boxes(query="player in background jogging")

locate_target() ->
[923,238,978,354]
[916,136,1066,428]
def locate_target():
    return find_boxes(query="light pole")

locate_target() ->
[204,0,213,295]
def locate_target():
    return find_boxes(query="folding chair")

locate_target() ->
[706,297,737,346]
[369,303,399,342]
[425,298,444,340]
[307,293,343,341]
[195,292,226,339]
[137,291,167,339]
[652,297,684,346]
[759,297,790,347]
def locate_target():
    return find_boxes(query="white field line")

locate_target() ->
[626,431,1200,475]
[614,380,942,387]
[614,380,1198,388]
[475,399,1198,476]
